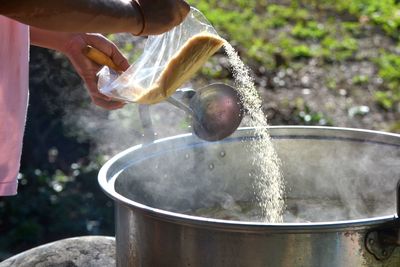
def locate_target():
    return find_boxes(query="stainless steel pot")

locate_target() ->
[98,126,400,267]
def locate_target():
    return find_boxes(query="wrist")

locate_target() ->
[131,0,145,35]
[30,27,77,53]
[62,33,86,58]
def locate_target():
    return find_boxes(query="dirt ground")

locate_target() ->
[195,21,400,133]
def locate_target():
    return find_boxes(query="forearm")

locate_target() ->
[0,0,142,34]
[30,27,75,53]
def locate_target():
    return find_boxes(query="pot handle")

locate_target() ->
[365,180,400,261]
[397,179,400,220]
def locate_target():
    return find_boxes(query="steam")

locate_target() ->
[278,137,400,222]
[62,33,399,223]
[114,133,399,223]
[64,100,192,157]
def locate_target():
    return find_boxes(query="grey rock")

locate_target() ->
[0,236,115,267]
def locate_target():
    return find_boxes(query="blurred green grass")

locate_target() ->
[189,0,400,115]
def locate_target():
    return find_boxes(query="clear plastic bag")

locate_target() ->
[98,7,225,104]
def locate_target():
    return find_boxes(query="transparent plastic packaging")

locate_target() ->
[98,7,225,104]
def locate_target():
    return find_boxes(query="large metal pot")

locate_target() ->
[98,126,400,267]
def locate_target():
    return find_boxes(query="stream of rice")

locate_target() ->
[223,43,286,223]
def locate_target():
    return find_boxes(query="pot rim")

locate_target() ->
[98,126,400,232]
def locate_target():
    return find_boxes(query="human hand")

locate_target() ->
[135,0,190,35]
[63,33,130,110]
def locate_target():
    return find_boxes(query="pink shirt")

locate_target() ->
[0,16,29,196]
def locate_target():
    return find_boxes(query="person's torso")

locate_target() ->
[0,16,30,195]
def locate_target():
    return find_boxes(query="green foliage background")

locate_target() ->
[1,0,400,260]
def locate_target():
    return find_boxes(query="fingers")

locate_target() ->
[63,33,126,110]
[136,0,191,36]
[177,0,190,24]
[85,66,126,110]
[80,34,129,109]
[84,34,130,71]
[84,73,126,110]
[110,48,130,72]
[91,95,126,110]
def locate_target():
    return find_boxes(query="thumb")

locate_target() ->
[177,0,191,22]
